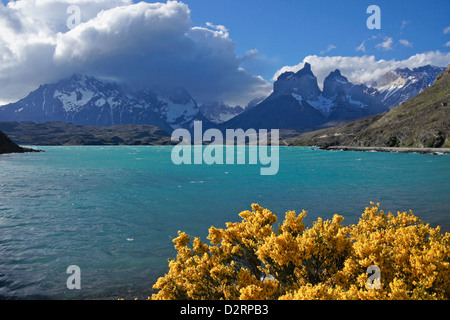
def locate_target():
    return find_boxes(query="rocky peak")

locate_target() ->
[295,62,314,77]
[326,69,344,79]
[273,62,321,100]
[323,69,351,98]
[376,65,446,109]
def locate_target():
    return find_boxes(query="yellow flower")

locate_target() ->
[151,203,450,300]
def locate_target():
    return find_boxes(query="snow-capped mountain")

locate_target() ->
[149,86,209,130]
[316,68,386,120]
[0,74,210,133]
[199,102,244,124]
[376,65,445,109]
[221,63,445,134]
[0,64,444,136]
[221,63,388,133]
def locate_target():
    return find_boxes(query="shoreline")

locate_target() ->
[319,146,450,154]
[6,144,450,155]
[0,146,44,155]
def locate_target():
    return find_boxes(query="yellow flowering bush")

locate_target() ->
[152,203,449,300]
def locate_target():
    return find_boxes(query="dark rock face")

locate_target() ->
[0,130,40,154]
[323,69,352,98]
[273,62,322,100]
[220,94,327,132]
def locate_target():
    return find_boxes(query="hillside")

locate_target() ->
[0,130,40,154]
[0,121,175,146]
[289,65,450,148]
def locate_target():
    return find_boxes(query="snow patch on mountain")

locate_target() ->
[306,95,334,113]
[375,65,445,109]
[158,97,199,129]
[199,102,245,124]
[54,89,95,112]
[291,93,303,103]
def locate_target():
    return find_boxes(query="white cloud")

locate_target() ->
[320,44,336,55]
[0,0,132,103]
[243,49,259,59]
[444,26,450,34]
[273,52,450,89]
[355,40,366,52]
[375,37,394,50]
[205,22,230,38]
[445,41,450,47]
[399,39,413,47]
[0,0,271,106]
[400,20,410,30]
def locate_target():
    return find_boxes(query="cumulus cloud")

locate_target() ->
[444,26,450,34]
[0,0,271,105]
[273,51,450,89]
[0,0,131,103]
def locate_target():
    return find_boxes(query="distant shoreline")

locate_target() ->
[319,146,450,155]
[0,148,43,155]
[10,144,450,155]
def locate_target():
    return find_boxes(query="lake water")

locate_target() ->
[0,146,449,299]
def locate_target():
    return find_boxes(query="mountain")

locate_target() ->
[0,121,174,146]
[320,69,386,121]
[220,63,388,135]
[0,130,40,154]
[0,74,211,133]
[375,65,445,109]
[199,102,244,124]
[289,65,450,148]
[150,86,212,131]
[0,65,444,136]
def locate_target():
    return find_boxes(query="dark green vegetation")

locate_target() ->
[0,121,175,146]
[289,65,450,148]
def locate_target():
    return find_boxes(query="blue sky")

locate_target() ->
[0,0,449,105]
[181,0,450,80]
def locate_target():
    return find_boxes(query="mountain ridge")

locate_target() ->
[219,62,390,135]
[0,74,212,133]
[0,64,445,139]
[288,64,450,148]
[375,65,445,109]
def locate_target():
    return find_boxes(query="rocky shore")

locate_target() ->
[321,145,450,155]
[0,130,42,155]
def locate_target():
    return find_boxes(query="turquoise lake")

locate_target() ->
[0,146,449,299]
